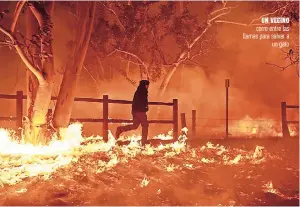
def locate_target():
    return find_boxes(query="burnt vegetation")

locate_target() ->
[0,1,298,206]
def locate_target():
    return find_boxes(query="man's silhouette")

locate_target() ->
[115,80,150,146]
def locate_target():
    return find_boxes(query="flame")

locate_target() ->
[0,123,83,155]
[0,119,293,206]
[263,181,279,194]
[184,163,193,169]
[0,123,94,186]
[1,122,297,203]
[16,188,27,193]
[225,154,242,165]
[211,115,298,137]
[230,115,283,137]
[166,164,176,172]
[201,157,215,163]
[200,142,227,155]
[288,124,298,137]
[262,181,299,200]
[97,153,119,173]
[0,124,189,187]
[191,149,196,157]
[252,146,264,159]
[198,142,267,166]
[153,130,173,140]
[140,177,150,187]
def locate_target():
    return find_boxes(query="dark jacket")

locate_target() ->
[132,80,149,113]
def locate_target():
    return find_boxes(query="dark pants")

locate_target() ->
[117,112,149,144]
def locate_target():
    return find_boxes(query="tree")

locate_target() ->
[91,1,158,82]
[0,1,96,144]
[53,1,96,132]
[264,1,299,75]
[90,2,224,96]
[92,1,299,98]
[0,1,55,144]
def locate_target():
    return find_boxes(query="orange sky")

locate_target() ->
[0,1,298,136]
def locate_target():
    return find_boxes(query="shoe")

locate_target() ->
[115,127,122,139]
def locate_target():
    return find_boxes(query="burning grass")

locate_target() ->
[200,115,299,138]
[0,123,299,206]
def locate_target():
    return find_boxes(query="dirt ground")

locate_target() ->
[0,137,299,206]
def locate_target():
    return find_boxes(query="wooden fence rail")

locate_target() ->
[281,101,299,137]
[0,91,178,142]
[183,104,298,138]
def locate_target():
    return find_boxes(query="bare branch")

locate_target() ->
[208,8,232,23]
[83,65,101,87]
[94,47,147,79]
[104,49,117,58]
[0,41,11,46]
[189,25,210,49]
[215,2,294,27]
[115,49,145,66]
[185,59,207,68]
[95,54,105,79]
[11,1,27,32]
[187,6,233,50]
[151,30,168,65]
[266,61,295,71]
[249,2,291,25]
[115,49,149,78]
[214,20,249,26]
[120,56,140,66]
[190,51,205,60]
[102,3,126,33]
[266,48,299,72]
[28,3,44,27]
[0,25,45,83]
[89,44,105,78]
[209,6,236,16]
[115,66,137,87]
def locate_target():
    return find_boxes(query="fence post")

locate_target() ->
[16,90,23,130]
[173,99,178,140]
[281,101,290,137]
[225,79,230,138]
[103,95,109,142]
[180,113,186,129]
[192,110,196,138]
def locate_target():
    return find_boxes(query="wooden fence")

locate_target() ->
[180,103,299,138]
[281,101,299,137]
[0,91,178,141]
[180,110,196,138]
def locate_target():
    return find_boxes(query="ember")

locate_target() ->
[0,123,298,205]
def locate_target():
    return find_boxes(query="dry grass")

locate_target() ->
[0,138,298,206]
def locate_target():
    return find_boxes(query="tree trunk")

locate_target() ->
[24,2,55,144]
[158,64,180,97]
[158,51,187,97]
[157,24,211,97]
[1,2,55,144]
[53,2,96,131]
[26,7,40,119]
[25,82,54,144]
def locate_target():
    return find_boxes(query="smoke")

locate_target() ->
[0,1,298,138]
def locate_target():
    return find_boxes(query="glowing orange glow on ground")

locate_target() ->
[0,122,298,206]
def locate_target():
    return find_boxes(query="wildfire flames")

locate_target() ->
[226,115,298,137]
[0,123,188,186]
[0,122,298,205]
